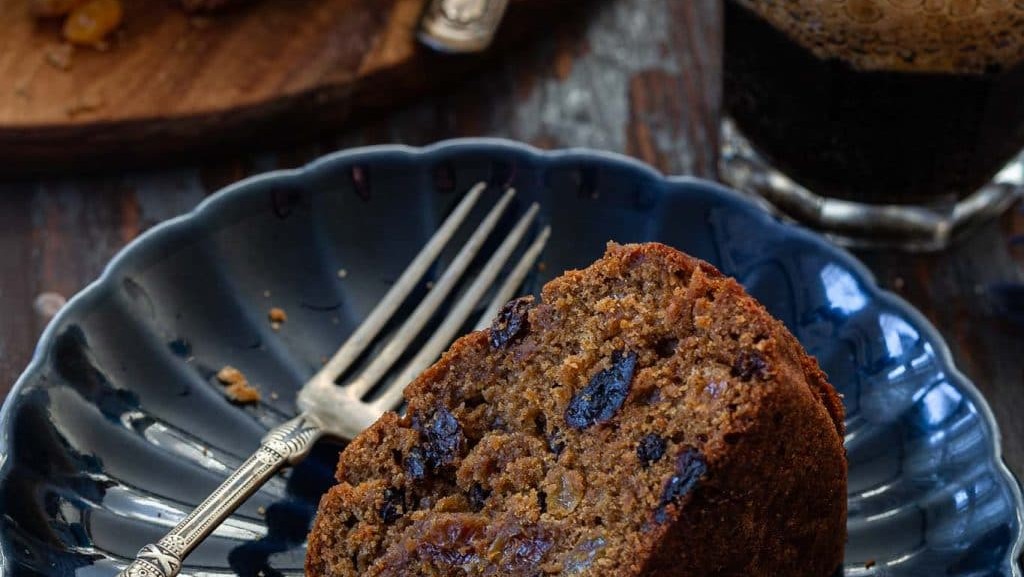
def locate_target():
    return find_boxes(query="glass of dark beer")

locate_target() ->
[721,0,1024,250]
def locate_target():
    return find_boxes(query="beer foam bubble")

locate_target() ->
[734,0,1024,73]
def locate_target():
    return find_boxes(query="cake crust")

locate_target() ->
[306,242,846,576]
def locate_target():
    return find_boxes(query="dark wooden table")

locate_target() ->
[1,0,1022,492]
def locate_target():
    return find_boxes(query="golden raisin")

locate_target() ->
[542,467,585,518]
[63,0,123,47]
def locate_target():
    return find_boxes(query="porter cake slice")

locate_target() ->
[306,242,847,576]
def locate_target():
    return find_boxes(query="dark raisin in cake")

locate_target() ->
[306,242,846,576]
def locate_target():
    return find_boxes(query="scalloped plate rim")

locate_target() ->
[0,137,1021,575]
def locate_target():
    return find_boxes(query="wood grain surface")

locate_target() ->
[0,0,573,173]
[1,0,1022,506]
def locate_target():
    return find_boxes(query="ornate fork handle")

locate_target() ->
[420,0,511,53]
[118,414,323,577]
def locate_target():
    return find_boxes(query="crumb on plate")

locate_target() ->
[216,365,246,386]
[269,307,287,323]
[225,381,261,404]
[216,365,260,404]
[269,307,287,331]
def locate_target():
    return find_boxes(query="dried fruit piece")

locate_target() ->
[636,434,667,467]
[489,297,532,349]
[405,514,486,568]
[544,467,586,517]
[732,350,770,382]
[405,446,428,481]
[565,350,638,429]
[467,483,490,512]
[534,413,565,456]
[63,0,123,47]
[563,536,607,575]
[380,487,405,524]
[654,448,707,523]
[415,408,465,471]
[485,522,553,572]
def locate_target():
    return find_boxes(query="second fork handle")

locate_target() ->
[118,413,324,577]
[419,0,511,53]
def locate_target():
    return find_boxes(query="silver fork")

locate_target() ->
[119,182,551,577]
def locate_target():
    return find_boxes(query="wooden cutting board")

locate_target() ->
[0,0,570,173]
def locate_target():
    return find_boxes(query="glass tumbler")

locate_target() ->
[720,0,1024,250]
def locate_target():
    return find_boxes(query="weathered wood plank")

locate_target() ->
[0,0,574,173]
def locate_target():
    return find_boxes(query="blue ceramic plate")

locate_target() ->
[1,139,1021,577]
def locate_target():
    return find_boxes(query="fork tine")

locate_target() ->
[371,205,543,412]
[472,225,551,332]
[306,182,488,391]
[346,188,517,398]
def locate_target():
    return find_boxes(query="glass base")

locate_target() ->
[719,118,1024,251]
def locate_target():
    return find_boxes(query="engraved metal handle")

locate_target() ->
[419,0,511,53]
[118,414,323,577]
